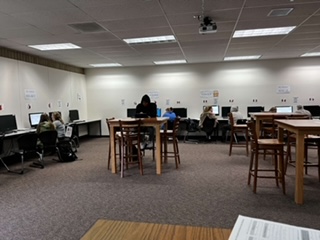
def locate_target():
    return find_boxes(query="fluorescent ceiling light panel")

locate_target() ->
[224,55,261,61]
[28,43,81,51]
[233,26,296,38]
[123,35,176,44]
[301,52,320,57]
[153,60,187,65]
[89,63,122,67]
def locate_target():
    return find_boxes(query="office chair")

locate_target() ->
[201,117,218,143]
[36,131,58,168]
[183,118,201,143]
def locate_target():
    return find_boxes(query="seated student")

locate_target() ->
[199,106,218,140]
[221,106,244,141]
[136,94,157,118]
[136,94,157,147]
[295,105,312,118]
[52,112,65,140]
[162,107,176,130]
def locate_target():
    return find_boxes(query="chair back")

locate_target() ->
[202,117,215,133]
[229,113,235,128]
[38,130,58,147]
[247,121,258,150]
[65,126,73,138]
[172,117,181,137]
[17,133,38,151]
[118,120,141,141]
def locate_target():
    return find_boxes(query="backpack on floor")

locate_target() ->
[56,140,78,162]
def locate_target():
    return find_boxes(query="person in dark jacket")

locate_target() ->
[136,94,157,118]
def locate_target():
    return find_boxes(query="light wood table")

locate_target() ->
[108,117,168,175]
[81,219,232,240]
[250,113,308,138]
[276,119,320,204]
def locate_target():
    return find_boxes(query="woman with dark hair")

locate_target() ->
[37,113,55,134]
[136,94,157,118]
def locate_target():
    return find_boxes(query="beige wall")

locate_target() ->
[85,57,320,135]
[0,56,87,128]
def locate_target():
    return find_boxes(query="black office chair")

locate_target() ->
[12,133,39,173]
[183,118,201,143]
[36,131,58,168]
[201,117,218,143]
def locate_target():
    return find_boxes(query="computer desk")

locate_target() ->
[68,119,102,138]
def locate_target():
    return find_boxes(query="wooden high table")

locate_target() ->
[250,112,308,138]
[108,117,168,175]
[276,119,320,204]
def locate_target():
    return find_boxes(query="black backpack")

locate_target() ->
[57,140,78,162]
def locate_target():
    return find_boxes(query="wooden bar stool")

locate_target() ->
[106,118,121,170]
[247,121,286,194]
[228,113,248,156]
[160,118,181,169]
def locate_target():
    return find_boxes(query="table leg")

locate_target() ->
[155,125,162,175]
[110,126,117,174]
[256,119,261,138]
[295,132,304,204]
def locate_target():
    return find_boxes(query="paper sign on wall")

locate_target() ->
[277,85,290,94]
[166,99,170,105]
[200,90,213,98]
[121,99,125,106]
[57,100,62,108]
[148,91,160,100]
[24,89,37,100]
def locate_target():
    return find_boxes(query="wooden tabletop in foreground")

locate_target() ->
[81,219,232,240]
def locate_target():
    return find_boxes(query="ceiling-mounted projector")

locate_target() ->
[199,16,217,34]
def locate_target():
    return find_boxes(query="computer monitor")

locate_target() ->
[127,108,136,118]
[276,106,293,113]
[0,114,17,133]
[173,108,187,118]
[28,112,42,128]
[221,106,231,118]
[303,105,320,117]
[69,109,79,122]
[49,111,61,121]
[247,106,265,117]
[157,108,161,117]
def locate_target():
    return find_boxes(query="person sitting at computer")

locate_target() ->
[199,106,218,140]
[136,94,157,148]
[37,113,55,135]
[221,106,244,142]
[52,111,65,140]
[136,94,157,118]
[162,107,176,130]
[295,105,312,118]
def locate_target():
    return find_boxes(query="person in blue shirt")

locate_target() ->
[162,107,176,130]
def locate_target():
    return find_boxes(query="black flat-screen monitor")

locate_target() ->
[173,108,187,118]
[127,108,136,118]
[247,106,265,117]
[276,106,293,113]
[203,105,219,116]
[0,114,17,133]
[303,105,320,117]
[28,112,42,128]
[49,111,61,121]
[69,109,79,122]
[157,108,161,117]
[221,106,231,118]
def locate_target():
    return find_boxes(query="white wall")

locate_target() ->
[86,57,320,135]
[0,57,87,129]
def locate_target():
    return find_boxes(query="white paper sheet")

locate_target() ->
[229,215,320,240]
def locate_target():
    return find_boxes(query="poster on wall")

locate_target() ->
[148,90,160,101]
[24,89,37,100]
[200,90,213,98]
[276,85,291,94]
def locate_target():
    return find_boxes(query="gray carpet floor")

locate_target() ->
[1,138,320,240]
